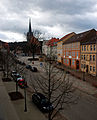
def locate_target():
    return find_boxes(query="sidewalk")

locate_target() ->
[0,72,20,120]
[68,74,97,96]
[3,77,47,120]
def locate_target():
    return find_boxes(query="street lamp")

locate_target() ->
[24,78,27,112]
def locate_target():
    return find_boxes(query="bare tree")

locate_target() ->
[29,61,78,120]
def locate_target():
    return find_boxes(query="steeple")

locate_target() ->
[29,18,32,33]
[27,18,33,42]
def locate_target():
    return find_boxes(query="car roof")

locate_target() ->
[35,92,46,99]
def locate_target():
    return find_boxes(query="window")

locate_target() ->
[66,52,68,56]
[90,45,92,51]
[90,55,92,61]
[90,66,92,71]
[81,55,83,59]
[86,55,88,60]
[93,55,95,61]
[77,51,78,57]
[64,59,65,63]
[84,55,85,60]
[74,52,75,56]
[94,45,95,51]
[87,45,89,51]
[93,66,95,72]
[81,64,83,68]
[82,46,83,51]
[84,45,86,51]
[72,60,75,65]
[67,59,69,64]
[84,64,85,69]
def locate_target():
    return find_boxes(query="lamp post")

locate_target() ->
[24,78,27,112]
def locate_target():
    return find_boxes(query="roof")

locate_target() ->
[46,38,59,46]
[63,29,96,45]
[58,32,75,42]
[81,35,97,45]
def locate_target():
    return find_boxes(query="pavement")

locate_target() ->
[0,70,47,120]
[0,72,20,120]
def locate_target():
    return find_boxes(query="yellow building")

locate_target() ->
[80,31,97,76]
[57,32,75,63]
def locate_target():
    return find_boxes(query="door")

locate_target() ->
[76,60,79,69]
[69,59,71,66]
[86,65,88,72]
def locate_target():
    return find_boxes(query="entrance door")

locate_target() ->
[86,65,88,72]
[69,59,71,66]
[76,60,79,69]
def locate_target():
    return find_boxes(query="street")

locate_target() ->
[18,56,97,120]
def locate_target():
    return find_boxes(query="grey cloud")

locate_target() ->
[0,0,97,42]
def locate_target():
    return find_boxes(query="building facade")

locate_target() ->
[46,38,59,60]
[63,29,96,70]
[80,36,97,76]
[42,40,48,55]
[63,41,80,69]
[57,32,75,63]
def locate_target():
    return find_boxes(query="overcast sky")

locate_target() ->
[0,0,97,42]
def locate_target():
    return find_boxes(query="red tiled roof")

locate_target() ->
[46,38,59,46]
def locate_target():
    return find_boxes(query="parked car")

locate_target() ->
[32,92,53,112]
[11,71,17,78]
[18,79,27,88]
[30,67,38,72]
[12,73,22,82]
[20,62,26,65]
[26,65,32,69]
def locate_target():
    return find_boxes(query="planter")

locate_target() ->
[2,77,12,82]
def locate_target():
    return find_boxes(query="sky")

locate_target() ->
[0,0,97,42]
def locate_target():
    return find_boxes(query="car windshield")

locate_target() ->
[41,98,49,104]
[12,71,17,74]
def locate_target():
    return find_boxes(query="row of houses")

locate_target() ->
[42,29,97,76]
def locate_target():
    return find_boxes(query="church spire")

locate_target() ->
[29,18,32,33]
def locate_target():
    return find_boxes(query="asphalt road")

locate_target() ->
[18,56,97,120]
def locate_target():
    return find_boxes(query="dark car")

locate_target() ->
[18,79,27,88]
[12,73,22,82]
[30,67,38,72]
[26,65,32,69]
[32,92,53,112]
[11,71,17,77]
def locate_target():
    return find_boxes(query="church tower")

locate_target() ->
[27,18,33,42]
